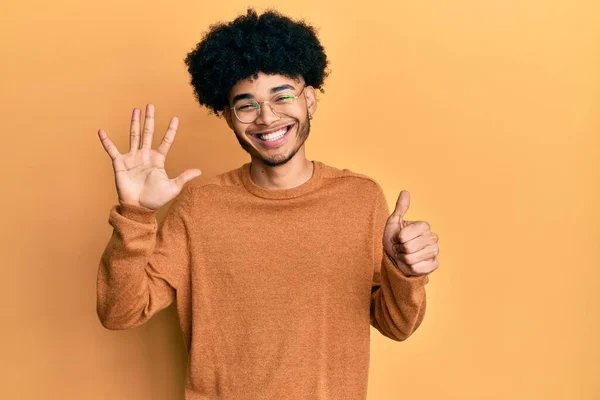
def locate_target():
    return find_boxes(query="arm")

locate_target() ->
[96,184,193,330]
[369,185,429,341]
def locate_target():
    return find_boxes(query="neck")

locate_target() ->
[249,152,314,190]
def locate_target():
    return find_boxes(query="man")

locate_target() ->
[96,8,440,400]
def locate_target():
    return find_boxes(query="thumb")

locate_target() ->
[172,168,202,191]
[391,190,410,226]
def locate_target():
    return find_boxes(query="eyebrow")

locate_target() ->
[231,84,296,104]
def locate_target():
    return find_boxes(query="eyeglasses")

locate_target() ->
[229,85,307,124]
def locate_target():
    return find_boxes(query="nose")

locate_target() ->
[253,101,281,126]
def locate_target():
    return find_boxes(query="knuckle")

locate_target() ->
[398,232,408,243]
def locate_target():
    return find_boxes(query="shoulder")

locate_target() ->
[171,164,246,209]
[180,164,245,195]
[319,161,384,197]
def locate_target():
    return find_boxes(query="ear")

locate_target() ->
[304,86,317,119]
[223,106,234,130]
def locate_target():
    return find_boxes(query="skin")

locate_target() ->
[223,72,317,191]
[383,191,440,277]
[97,105,202,210]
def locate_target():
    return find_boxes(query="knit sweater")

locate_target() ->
[97,160,429,400]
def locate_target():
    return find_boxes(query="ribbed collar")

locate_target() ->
[240,160,324,200]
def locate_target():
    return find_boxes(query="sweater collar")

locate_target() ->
[241,160,323,200]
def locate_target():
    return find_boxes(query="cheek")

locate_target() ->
[288,113,306,125]
[231,123,249,137]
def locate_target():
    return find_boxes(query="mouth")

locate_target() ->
[249,123,295,148]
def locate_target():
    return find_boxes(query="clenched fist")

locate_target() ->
[382,190,440,277]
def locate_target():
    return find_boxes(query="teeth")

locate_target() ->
[258,127,287,141]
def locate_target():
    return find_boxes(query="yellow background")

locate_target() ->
[1,0,598,399]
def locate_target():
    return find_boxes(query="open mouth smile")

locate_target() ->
[250,123,295,148]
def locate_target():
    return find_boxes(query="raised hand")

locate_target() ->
[382,190,440,277]
[98,104,202,211]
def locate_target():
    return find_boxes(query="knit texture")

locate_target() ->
[97,160,429,399]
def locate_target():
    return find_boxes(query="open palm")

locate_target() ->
[98,104,202,211]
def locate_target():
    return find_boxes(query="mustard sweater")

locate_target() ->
[97,160,429,400]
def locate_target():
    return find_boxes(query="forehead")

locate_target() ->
[228,72,302,99]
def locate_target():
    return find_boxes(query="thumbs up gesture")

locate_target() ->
[383,190,440,277]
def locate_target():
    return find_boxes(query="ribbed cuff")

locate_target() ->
[116,199,158,224]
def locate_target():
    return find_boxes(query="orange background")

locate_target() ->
[1,0,598,399]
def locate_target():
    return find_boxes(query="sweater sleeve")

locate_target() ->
[369,183,429,341]
[96,184,194,330]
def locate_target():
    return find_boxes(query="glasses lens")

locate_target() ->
[270,93,296,115]
[233,90,300,123]
[234,102,259,123]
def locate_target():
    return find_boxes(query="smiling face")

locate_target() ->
[224,72,317,168]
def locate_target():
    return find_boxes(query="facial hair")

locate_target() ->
[233,113,311,167]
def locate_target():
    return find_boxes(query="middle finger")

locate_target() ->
[394,233,438,254]
[141,104,155,150]
[396,243,439,265]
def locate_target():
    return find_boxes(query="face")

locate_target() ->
[223,72,317,168]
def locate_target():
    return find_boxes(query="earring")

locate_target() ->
[309,114,313,120]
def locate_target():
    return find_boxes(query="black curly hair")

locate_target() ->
[184,8,330,115]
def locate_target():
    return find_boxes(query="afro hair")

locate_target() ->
[184,8,330,115]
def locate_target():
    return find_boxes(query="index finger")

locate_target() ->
[396,221,431,244]
[156,116,179,157]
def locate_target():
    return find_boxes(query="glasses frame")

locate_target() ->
[229,85,307,124]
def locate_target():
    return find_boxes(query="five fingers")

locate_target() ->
[99,104,180,158]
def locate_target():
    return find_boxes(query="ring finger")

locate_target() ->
[129,108,140,151]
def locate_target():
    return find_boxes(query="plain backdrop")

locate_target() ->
[0,0,598,399]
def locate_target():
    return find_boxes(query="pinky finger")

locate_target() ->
[411,256,440,275]
[98,129,120,160]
